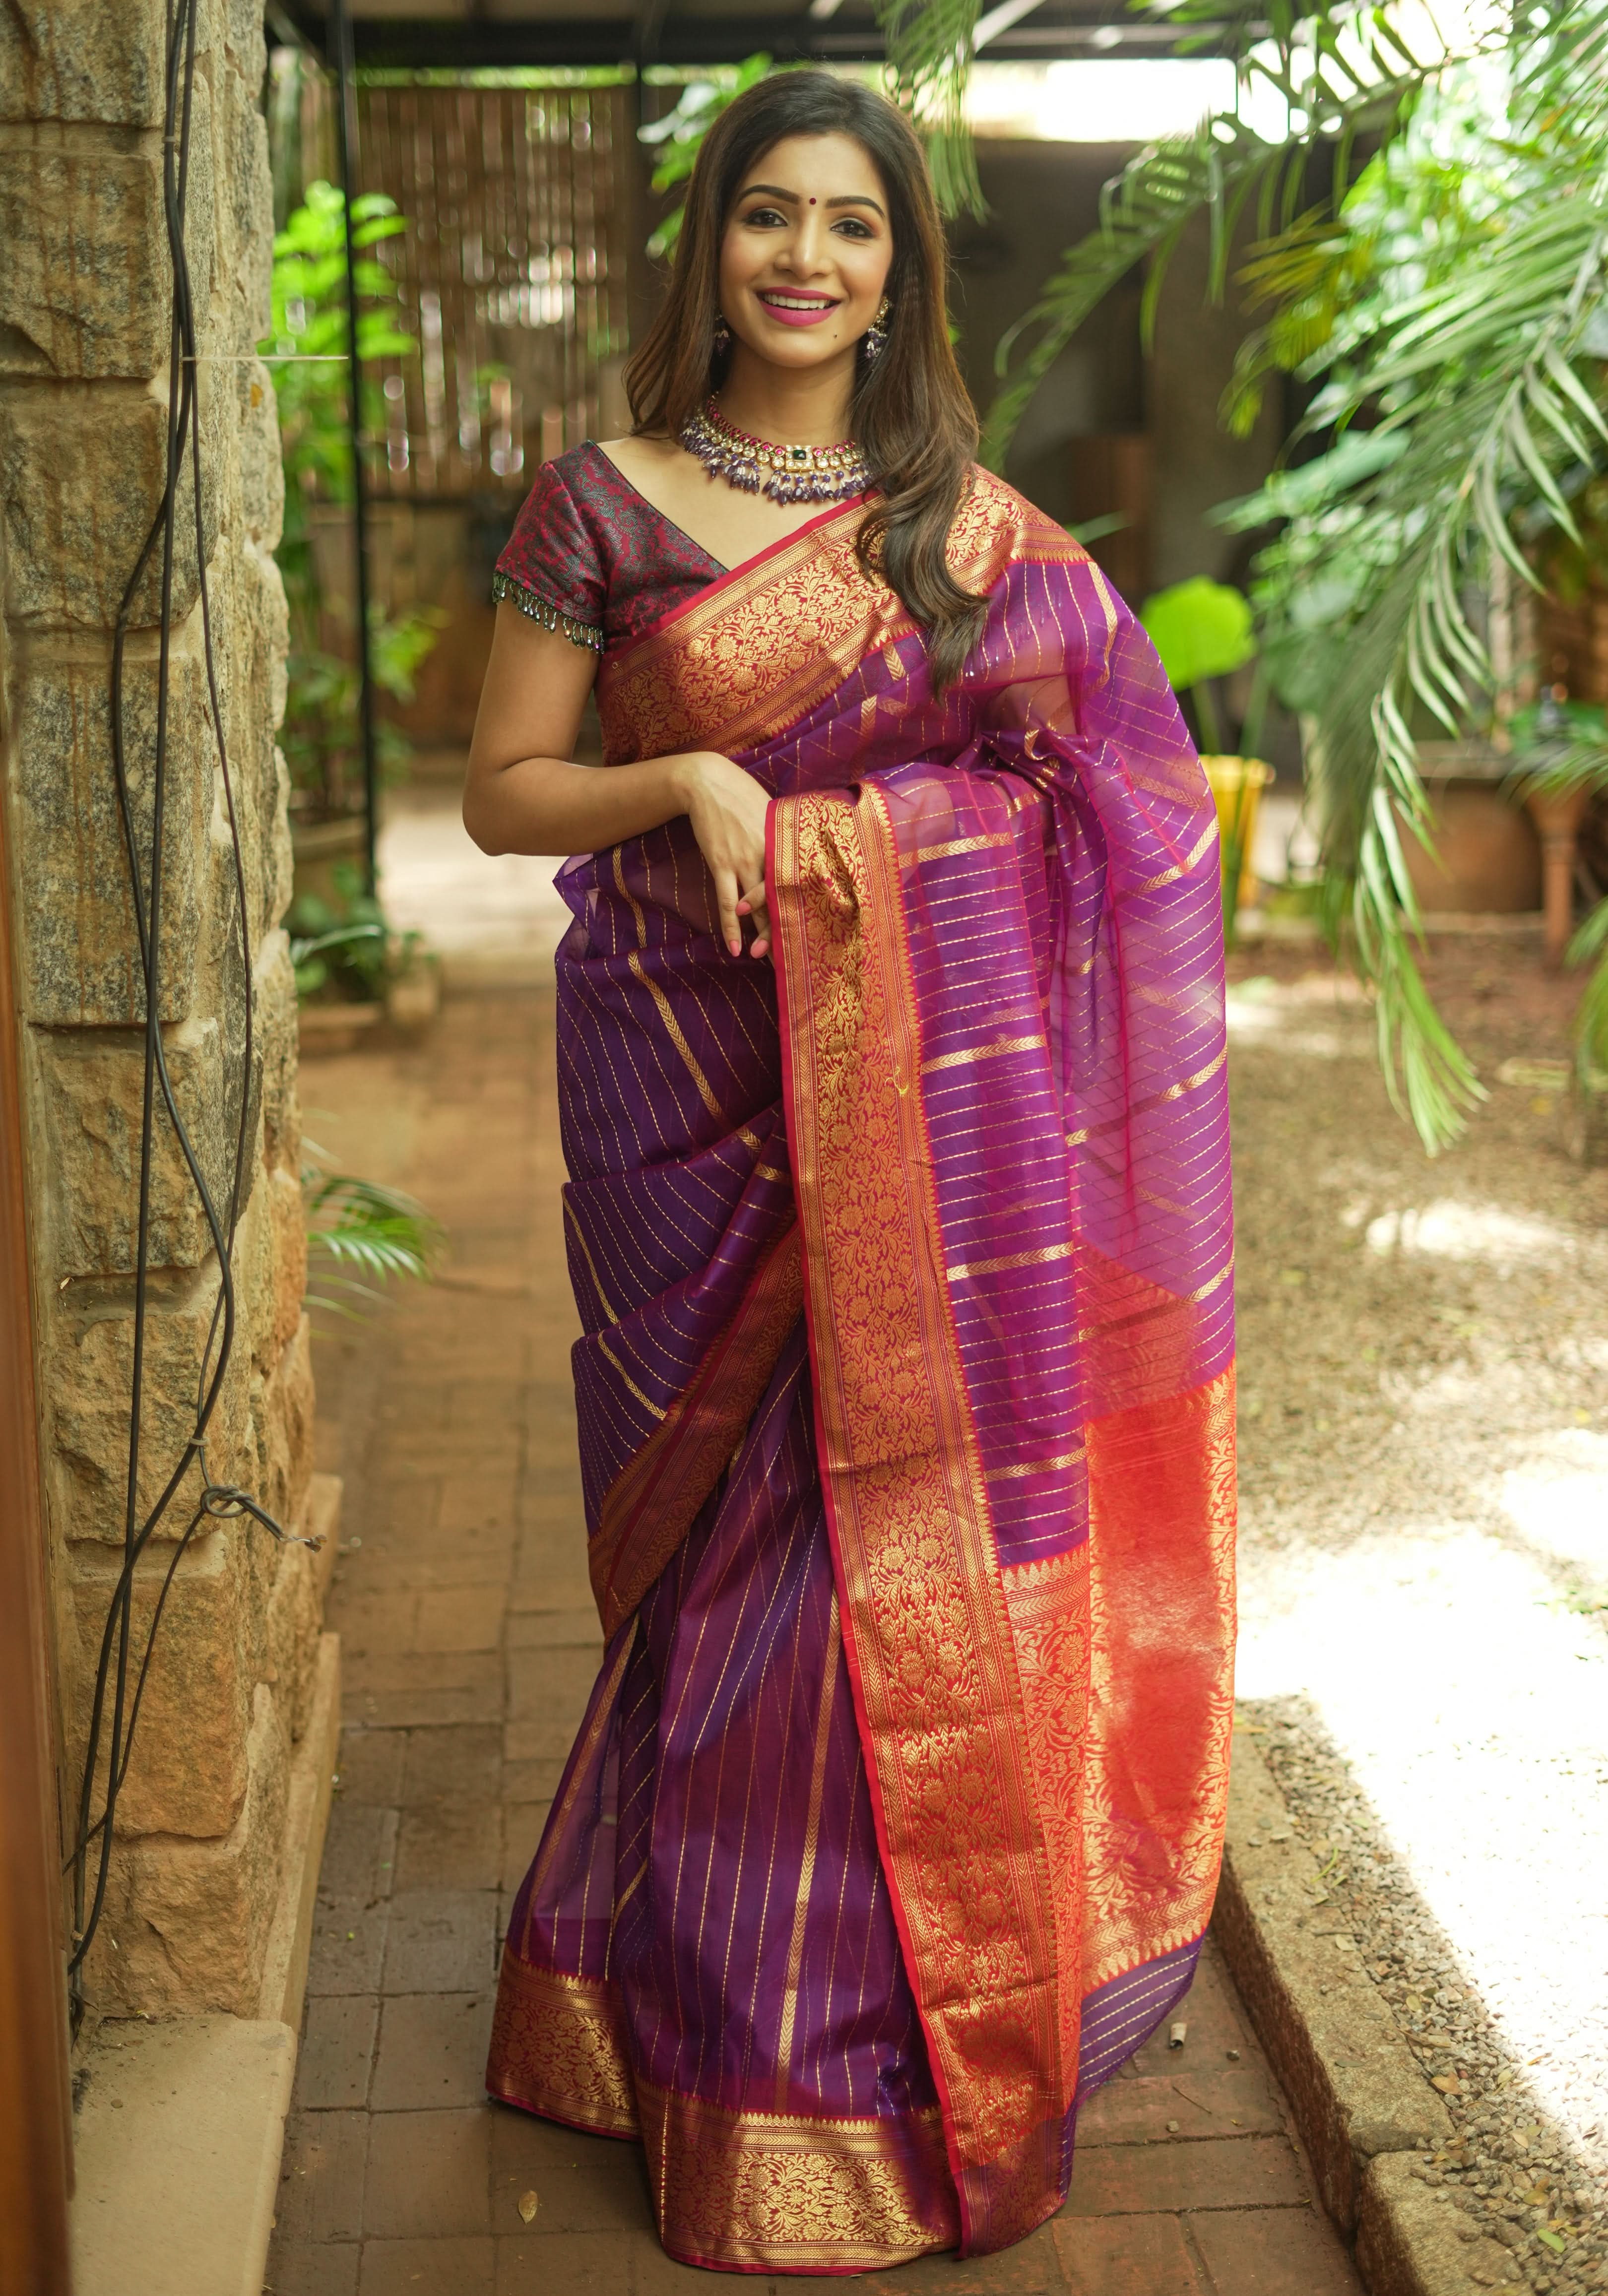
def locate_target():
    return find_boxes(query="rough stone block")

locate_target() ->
[250,1314,315,1536]
[265,1538,319,1742]
[84,1678,290,2016]
[11,639,210,1024]
[257,928,301,1172]
[0,0,169,128]
[224,0,269,92]
[1214,1727,1453,2232]
[210,540,291,944]
[47,1262,252,1545]
[219,62,272,335]
[0,128,169,378]
[35,1019,232,1276]
[0,374,223,630]
[267,1162,309,1357]
[238,363,286,555]
[68,1523,252,1839]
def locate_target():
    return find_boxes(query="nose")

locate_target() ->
[777,212,833,277]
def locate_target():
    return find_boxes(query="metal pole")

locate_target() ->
[328,0,380,893]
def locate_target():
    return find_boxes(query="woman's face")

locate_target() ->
[717,132,894,377]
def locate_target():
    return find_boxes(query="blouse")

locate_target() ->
[492,444,725,655]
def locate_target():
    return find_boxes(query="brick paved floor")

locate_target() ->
[267,983,1363,2296]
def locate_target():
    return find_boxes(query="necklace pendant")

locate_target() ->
[679,398,869,507]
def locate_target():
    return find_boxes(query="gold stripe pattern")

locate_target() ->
[921,1032,1047,1076]
[1130,815,1218,897]
[595,1333,666,1422]
[1065,1043,1227,1147]
[946,1239,1075,1283]
[773,1591,841,2113]
[907,830,1016,866]
[987,1446,1087,1482]
[590,1225,805,1635]
[564,1196,622,1326]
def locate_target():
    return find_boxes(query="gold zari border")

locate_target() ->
[485,1957,638,2137]
[771,784,1064,2252]
[639,2077,958,2272]
[597,468,1084,764]
[486,1960,961,2270]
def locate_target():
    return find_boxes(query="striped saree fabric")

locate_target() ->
[487,467,1236,2272]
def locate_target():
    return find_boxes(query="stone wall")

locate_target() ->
[0,0,319,2015]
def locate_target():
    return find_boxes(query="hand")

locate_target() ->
[675,752,772,959]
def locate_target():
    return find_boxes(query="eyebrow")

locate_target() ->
[737,182,886,218]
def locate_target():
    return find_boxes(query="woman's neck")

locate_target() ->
[716,346,857,446]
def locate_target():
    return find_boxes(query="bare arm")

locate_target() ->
[463,601,772,957]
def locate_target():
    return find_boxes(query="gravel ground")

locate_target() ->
[1228,934,1608,2295]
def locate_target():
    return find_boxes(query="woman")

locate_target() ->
[465,71,1235,2275]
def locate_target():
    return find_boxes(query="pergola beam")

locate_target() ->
[274,3,1233,67]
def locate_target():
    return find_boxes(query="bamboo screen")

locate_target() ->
[356,82,633,498]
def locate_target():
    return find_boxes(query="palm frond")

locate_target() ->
[1566,894,1608,1077]
[874,0,985,216]
[1269,47,1608,1147]
[303,1168,445,1315]
[979,0,1543,471]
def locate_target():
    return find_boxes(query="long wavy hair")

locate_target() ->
[624,73,985,690]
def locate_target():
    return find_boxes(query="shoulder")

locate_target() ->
[517,442,611,524]
[946,465,1091,582]
[494,447,613,649]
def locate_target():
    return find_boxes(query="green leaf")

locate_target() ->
[1141,578,1257,688]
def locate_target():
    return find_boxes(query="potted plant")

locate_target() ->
[1141,575,1274,943]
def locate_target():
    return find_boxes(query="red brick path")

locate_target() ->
[266,986,1362,2296]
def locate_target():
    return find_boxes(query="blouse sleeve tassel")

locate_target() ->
[491,571,604,654]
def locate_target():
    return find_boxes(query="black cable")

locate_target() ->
[66,0,322,2025]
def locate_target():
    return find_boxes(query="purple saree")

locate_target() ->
[486,465,1237,2273]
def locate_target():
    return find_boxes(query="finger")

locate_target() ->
[715,868,742,956]
[747,895,772,960]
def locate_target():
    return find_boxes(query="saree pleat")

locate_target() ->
[488,468,1236,2273]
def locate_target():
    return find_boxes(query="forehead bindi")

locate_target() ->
[740,133,887,215]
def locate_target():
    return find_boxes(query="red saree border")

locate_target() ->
[770,783,1064,2256]
[616,484,873,652]
[1081,1366,1238,1989]
[597,467,1089,765]
[589,1223,806,1637]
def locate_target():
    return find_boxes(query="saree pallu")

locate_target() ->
[487,470,1236,2273]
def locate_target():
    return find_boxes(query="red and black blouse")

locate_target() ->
[492,444,724,655]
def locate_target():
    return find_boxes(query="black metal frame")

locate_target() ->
[275,2,1234,68]
[327,0,382,893]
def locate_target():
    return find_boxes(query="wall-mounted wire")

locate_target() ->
[64,0,322,2027]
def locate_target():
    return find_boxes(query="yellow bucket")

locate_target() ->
[1201,756,1274,909]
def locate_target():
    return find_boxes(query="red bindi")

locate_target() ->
[809,197,816,205]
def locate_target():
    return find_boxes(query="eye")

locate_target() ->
[740,204,788,228]
[833,217,875,240]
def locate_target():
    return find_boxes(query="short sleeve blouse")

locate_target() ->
[492,444,725,655]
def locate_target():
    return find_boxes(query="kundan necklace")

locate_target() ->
[678,398,869,505]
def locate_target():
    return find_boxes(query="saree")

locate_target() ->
[486,467,1236,2273]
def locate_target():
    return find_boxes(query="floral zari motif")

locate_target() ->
[771,781,1238,2252]
[772,785,1066,2252]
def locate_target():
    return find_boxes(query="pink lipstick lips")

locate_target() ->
[755,290,839,328]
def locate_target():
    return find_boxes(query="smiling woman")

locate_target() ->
[464,69,1237,2281]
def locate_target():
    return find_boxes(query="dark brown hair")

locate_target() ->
[624,72,985,689]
